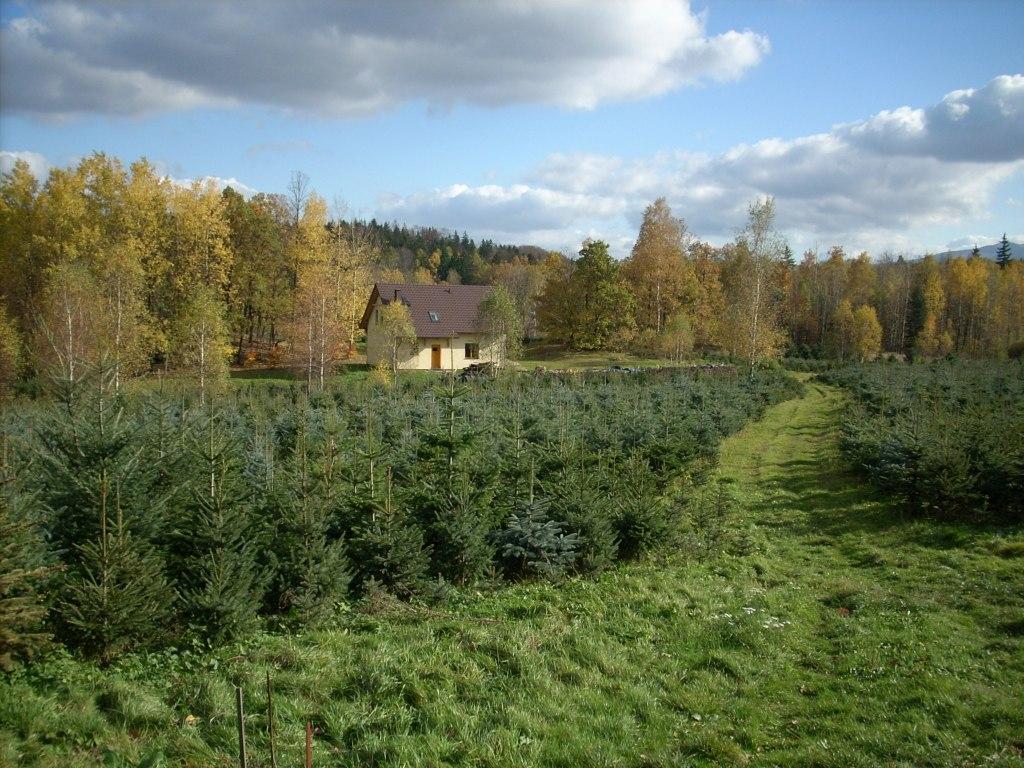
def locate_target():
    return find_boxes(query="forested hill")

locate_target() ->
[932,241,1022,261]
[346,219,552,283]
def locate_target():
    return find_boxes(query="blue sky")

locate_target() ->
[1,0,1022,257]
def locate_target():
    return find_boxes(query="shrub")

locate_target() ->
[825,360,1024,521]
[495,497,579,580]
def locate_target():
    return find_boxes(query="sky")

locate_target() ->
[1,0,1022,258]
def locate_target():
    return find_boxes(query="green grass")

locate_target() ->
[516,342,698,370]
[229,362,372,383]
[3,382,1023,767]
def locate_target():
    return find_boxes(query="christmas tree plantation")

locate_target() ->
[0,365,801,663]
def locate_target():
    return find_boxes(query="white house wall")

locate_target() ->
[364,299,501,370]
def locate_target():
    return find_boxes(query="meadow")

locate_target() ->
[1,364,1022,767]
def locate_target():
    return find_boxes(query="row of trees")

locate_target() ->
[787,241,1021,359]
[826,360,1023,521]
[3,155,1021,398]
[535,198,1021,362]
[0,154,549,394]
[538,198,804,363]
[0,364,801,664]
[0,155,378,397]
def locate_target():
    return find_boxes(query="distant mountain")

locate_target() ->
[932,241,1022,262]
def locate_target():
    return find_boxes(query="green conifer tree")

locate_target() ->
[272,420,350,625]
[418,376,477,485]
[424,479,495,585]
[614,452,671,559]
[495,496,578,580]
[62,529,174,664]
[996,233,1013,268]
[35,367,174,661]
[171,413,266,643]
[0,456,52,669]
[348,468,430,599]
[545,462,617,574]
[36,372,164,549]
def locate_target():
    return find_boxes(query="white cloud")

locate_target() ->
[0,0,768,119]
[377,75,1024,254]
[379,183,625,233]
[841,74,1024,162]
[168,175,259,198]
[0,149,50,178]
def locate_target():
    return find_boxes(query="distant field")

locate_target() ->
[515,342,696,370]
[226,344,691,381]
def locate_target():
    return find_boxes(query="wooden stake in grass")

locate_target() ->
[266,671,277,768]
[235,686,247,768]
[305,720,313,768]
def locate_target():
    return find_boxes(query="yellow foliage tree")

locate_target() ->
[377,300,417,373]
[914,261,953,358]
[172,287,231,405]
[851,304,882,361]
[0,305,22,395]
[830,298,855,360]
[653,313,694,362]
[621,198,697,334]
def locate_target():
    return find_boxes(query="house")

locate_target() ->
[359,283,499,370]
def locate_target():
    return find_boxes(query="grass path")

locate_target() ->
[708,380,1024,766]
[3,381,1023,767]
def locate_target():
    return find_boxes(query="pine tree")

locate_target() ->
[996,233,1013,269]
[136,393,192,542]
[495,391,541,496]
[171,413,266,643]
[419,375,477,485]
[62,529,174,664]
[545,464,617,575]
[272,420,350,626]
[495,496,578,580]
[0,456,52,669]
[424,479,495,585]
[348,469,430,598]
[34,367,175,661]
[782,244,796,268]
[614,452,671,559]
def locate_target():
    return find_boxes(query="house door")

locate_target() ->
[431,345,442,369]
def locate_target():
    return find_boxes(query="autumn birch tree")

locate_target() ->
[478,284,523,366]
[621,198,696,335]
[173,288,230,405]
[290,195,349,389]
[167,181,233,395]
[724,198,786,366]
[377,300,417,373]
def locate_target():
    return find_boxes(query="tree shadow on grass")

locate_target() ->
[763,443,1012,553]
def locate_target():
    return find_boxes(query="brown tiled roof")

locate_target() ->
[359,283,493,337]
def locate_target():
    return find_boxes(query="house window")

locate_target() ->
[465,342,480,359]
[428,311,440,322]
